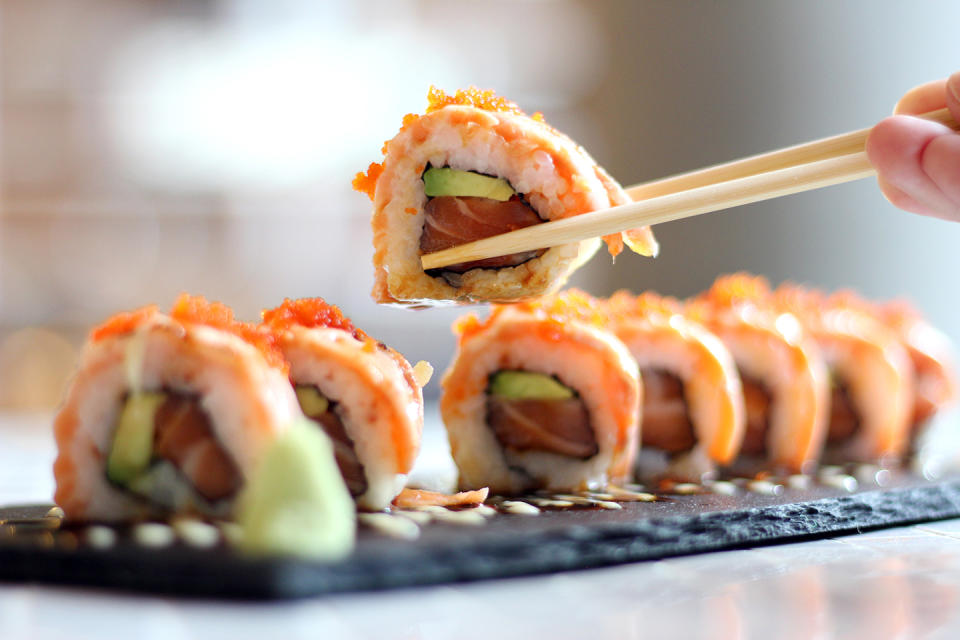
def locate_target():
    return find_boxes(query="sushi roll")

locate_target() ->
[605,291,746,481]
[836,294,957,433]
[440,290,641,494]
[261,298,432,511]
[353,86,658,305]
[687,275,830,473]
[53,296,306,521]
[774,285,916,463]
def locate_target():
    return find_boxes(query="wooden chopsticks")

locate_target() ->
[420,108,957,271]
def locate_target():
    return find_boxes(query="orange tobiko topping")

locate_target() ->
[354,87,548,201]
[702,273,772,308]
[426,86,528,117]
[352,162,384,201]
[169,294,287,372]
[262,297,369,342]
[454,289,608,344]
[90,305,159,342]
[606,290,683,319]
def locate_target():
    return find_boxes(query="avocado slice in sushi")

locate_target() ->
[423,167,516,201]
[237,417,355,560]
[489,370,575,400]
[295,385,330,418]
[106,391,166,486]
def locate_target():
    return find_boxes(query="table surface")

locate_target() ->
[4,410,960,640]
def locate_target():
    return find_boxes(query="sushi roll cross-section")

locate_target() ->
[261,298,432,511]
[354,87,658,305]
[52,295,356,559]
[441,290,641,494]
[605,291,746,481]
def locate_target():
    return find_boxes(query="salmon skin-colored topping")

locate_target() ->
[454,289,609,345]
[421,196,545,273]
[170,294,287,372]
[153,394,241,503]
[91,295,286,372]
[90,305,159,341]
[262,297,368,341]
[392,487,490,509]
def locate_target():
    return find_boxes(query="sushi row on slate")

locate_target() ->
[440,275,957,493]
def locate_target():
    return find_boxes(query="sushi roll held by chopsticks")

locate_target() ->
[354,87,658,305]
[441,290,641,494]
[261,298,433,511]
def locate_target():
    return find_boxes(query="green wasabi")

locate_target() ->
[236,417,355,560]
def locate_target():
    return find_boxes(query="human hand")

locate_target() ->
[865,72,960,221]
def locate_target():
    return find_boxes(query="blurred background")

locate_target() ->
[2,0,959,407]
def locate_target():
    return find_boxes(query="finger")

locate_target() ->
[946,71,960,125]
[918,132,960,220]
[866,115,956,214]
[876,175,936,216]
[894,79,947,115]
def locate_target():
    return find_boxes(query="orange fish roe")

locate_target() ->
[261,297,371,343]
[169,294,287,372]
[702,273,773,308]
[606,290,683,319]
[90,305,159,342]
[454,289,608,344]
[353,86,549,202]
[425,86,527,117]
[771,283,825,319]
[352,162,383,201]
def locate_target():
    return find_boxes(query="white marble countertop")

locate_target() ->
[4,410,960,640]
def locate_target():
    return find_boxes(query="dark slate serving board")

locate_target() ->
[2,472,960,600]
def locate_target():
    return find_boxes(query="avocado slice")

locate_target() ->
[295,385,330,418]
[106,391,167,486]
[423,167,516,201]
[236,416,355,560]
[489,370,575,400]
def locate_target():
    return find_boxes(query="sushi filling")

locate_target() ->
[827,379,860,444]
[485,370,598,459]
[295,385,369,497]
[107,391,241,514]
[640,369,696,454]
[420,166,546,280]
[739,376,772,455]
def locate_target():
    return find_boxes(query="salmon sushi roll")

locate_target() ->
[261,298,432,511]
[605,291,746,481]
[834,294,957,434]
[53,296,305,522]
[440,290,641,494]
[774,285,916,463]
[353,86,658,305]
[687,275,830,473]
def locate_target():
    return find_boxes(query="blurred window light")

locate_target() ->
[105,0,605,193]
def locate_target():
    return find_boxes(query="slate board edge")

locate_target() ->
[3,480,960,600]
